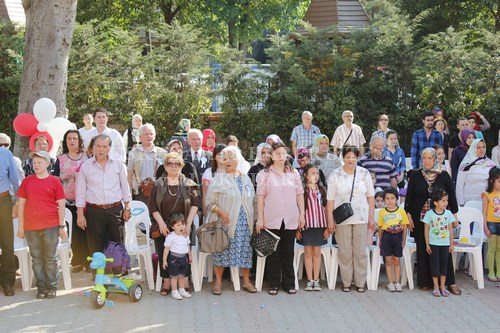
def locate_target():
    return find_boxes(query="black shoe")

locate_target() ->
[36,292,46,299]
[3,285,15,296]
[45,290,56,299]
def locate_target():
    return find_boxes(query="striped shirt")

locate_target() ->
[305,189,327,228]
[357,153,398,190]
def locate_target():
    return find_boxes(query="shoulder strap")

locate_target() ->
[348,168,356,202]
[342,129,354,148]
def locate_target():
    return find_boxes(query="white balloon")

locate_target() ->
[37,123,48,132]
[33,98,57,123]
[47,117,73,141]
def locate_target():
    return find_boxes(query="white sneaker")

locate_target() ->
[394,283,402,292]
[178,288,192,298]
[305,280,314,291]
[313,280,322,291]
[171,290,182,300]
[387,283,396,292]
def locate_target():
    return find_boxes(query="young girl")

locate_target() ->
[422,188,455,297]
[162,213,192,300]
[378,188,409,292]
[374,191,385,209]
[482,167,500,282]
[384,130,406,188]
[296,164,328,291]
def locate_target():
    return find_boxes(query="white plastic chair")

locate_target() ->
[254,253,299,292]
[57,208,73,290]
[401,234,416,290]
[452,206,485,289]
[294,236,332,288]
[464,200,488,270]
[11,219,31,291]
[327,245,373,290]
[124,200,155,291]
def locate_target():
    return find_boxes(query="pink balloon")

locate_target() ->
[13,113,38,137]
[29,131,54,152]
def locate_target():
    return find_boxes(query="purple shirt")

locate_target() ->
[75,157,132,207]
[256,167,304,230]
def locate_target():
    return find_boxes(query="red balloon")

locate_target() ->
[13,113,39,137]
[29,131,54,153]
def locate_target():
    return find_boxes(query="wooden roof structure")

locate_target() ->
[294,0,370,36]
[0,0,25,25]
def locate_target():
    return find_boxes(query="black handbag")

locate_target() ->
[251,228,280,257]
[333,168,356,224]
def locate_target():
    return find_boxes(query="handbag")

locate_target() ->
[139,178,154,198]
[195,211,229,253]
[251,228,280,257]
[333,168,356,224]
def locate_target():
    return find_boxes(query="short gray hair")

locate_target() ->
[370,136,386,146]
[138,123,155,136]
[342,110,354,117]
[221,145,242,163]
[302,111,313,119]
[187,128,203,140]
[0,133,11,144]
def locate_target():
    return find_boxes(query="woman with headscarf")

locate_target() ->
[456,139,496,206]
[310,134,342,179]
[404,148,461,295]
[450,128,476,183]
[122,114,142,151]
[202,129,216,152]
[248,143,271,190]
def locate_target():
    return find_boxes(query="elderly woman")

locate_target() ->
[149,152,200,296]
[450,128,476,183]
[202,129,216,152]
[311,134,342,179]
[404,148,461,295]
[256,142,305,295]
[371,114,392,140]
[206,146,256,295]
[201,144,226,215]
[456,139,496,206]
[23,135,54,176]
[53,130,89,272]
[248,143,271,190]
[122,114,142,151]
[326,146,375,292]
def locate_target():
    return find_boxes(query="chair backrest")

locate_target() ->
[124,200,152,252]
[58,207,73,246]
[457,206,484,245]
[405,157,412,172]
[464,200,482,212]
[12,218,28,250]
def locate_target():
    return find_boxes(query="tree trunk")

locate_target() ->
[14,0,77,159]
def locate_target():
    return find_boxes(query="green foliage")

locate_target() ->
[0,22,24,139]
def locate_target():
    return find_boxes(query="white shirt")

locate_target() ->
[331,123,366,150]
[83,127,126,162]
[78,126,95,138]
[163,232,190,254]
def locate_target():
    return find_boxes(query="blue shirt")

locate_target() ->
[422,209,455,246]
[410,129,443,169]
[383,147,406,175]
[290,124,321,150]
[0,148,21,198]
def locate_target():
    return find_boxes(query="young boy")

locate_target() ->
[17,151,67,299]
[378,188,408,292]
[162,213,192,300]
[423,188,455,297]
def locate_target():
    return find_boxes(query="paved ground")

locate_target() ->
[0,267,499,333]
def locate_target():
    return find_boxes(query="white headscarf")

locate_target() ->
[459,139,496,172]
[254,143,271,166]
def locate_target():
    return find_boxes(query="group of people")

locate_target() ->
[1,106,499,302]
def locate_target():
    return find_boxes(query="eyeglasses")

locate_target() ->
[166,162,181,168]
[379,119,389,122]
[0,143,9,147]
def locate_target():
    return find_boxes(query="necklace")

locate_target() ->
[166,177,180,196]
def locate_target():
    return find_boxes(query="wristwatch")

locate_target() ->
[58,225,65,229]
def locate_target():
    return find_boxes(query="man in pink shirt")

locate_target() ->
[76,134,132,254]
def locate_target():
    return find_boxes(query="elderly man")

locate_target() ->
[410,110,443,169]
[183,129,212,183]
[127,124,166,203]
[331,110,366,156]
[83,108,126,163]
[76,134,132,254]
[357,136,398,190]
[290,111,321,157]
[0,139,21,296]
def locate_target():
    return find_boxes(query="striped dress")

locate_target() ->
[304,189,327,229]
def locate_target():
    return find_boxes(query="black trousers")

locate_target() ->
[0,196,15,288]
[84,205,123,255]
[67,205,90,267]
[266,221,296,291]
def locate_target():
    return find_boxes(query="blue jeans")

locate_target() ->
[25,227,60,292]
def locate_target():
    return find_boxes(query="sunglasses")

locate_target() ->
[0,143,9,147]
[166,162,181,168]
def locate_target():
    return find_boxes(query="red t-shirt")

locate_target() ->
[17,175,65,230]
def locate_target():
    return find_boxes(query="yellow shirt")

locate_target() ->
[481,191,500,222]
[378,206,409,233]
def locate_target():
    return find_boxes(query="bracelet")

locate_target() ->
[210,205,218,213]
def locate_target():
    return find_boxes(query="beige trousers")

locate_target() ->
[335,223,368,288]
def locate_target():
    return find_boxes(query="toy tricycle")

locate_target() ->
[87,252,143,309]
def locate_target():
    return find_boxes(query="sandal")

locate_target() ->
[448,284,462,295]
[287,288,297,295]
[440,289,450,297]
[212,285,222,296]
[487,276,498,282]
[342,286,351,292]
[242,284,258,293]
[268,287,279,296]
[160,288,170,296]
[357,287,366,293]
[432,289,441,297]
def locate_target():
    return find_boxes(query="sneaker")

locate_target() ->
[313,280,322,291]
[178,288,192,298]
[45,290,56,299]
[304,280,314,291]
[171,290,182,300]
[387,283,396,292]
[394,283,402,292]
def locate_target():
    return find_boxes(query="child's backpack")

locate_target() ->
[103,241,131,276]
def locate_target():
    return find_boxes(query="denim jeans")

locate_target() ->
[25,227,59,292]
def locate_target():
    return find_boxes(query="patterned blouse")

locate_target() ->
[54,153,88,202]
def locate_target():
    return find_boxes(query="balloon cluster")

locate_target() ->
[13,98,73,155]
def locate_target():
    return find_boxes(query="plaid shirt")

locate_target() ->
[290,124,321,151]
[383,146,406,175]
[410,129,443,169]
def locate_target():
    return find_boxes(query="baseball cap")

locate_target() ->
[29,150,51,163]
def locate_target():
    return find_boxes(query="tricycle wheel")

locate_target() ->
[90,291,105,309]
[128,284,143,303]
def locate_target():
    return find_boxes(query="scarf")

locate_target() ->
[458,128,475,152]
[254,142,271,166]
[459,139,496,172]
[202,129,216,152]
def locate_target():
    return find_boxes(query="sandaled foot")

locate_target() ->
[440,289,450,297]
[432,289,441,297]
[268,287,278,296]
[448,284,461,295]
[487,275,498,282]
[242,284,257,293]
[212,285,222,296]
[357,287,365,293]
[287,288,297,295]
[342,286,351,292]
[160,288,170,296]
